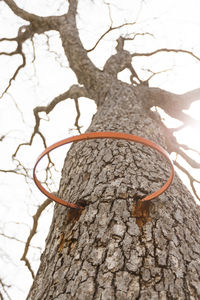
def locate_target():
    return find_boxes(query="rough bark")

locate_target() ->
[27,80,200,300]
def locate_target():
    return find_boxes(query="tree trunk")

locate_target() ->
[27,81,200,300]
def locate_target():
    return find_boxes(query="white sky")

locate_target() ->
[0,0,200,299]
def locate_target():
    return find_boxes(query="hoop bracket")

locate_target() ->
[33,132,174,209]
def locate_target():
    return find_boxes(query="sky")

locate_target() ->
[0,0,200,299]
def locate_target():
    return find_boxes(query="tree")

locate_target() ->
[1,0,200,299]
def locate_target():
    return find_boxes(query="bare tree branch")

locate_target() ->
[73,98,82,134]
[124,32,154,41]
[34,85,88,115]
[86,1,136,52]
[167,142,200,168]
[0,26,30,98]
[142,67,171,83]
[2,0,98,170]
[0,37,16,42]
[145,86,200,127]
[0,278,11,300]
[8,92,26,123]
[0,168,29,178]
[12,157,31,178]
[0,24,36,98]
[162,120,200,168]
[0,7,63,97]
[179,143,200,156]
[87,21,136,52]
[176,148,200,169]
[0,52,26,98]
[150,110,200,202]
[21,198,52,278]
[13,85,89,157]
[149,111,200,200]
[0,134,7,142]
[132,47,200,63]
[3,0,42,21]
[3,0,60,24]
[174,161,200,202]
[181,88,200,109]
[44,32,67,68]
[0,232,41,249]
[30,37,36,63]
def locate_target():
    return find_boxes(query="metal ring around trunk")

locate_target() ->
[33,132,174,209]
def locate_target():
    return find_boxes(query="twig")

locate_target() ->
[0,168,29,178]
[8,93,26,123]
[159,119,200,169]
[87,22,136,52]
[142,67,171,83]
[0,278,11,300]
[174,161,200,202]
[0,15,62,98]
[177,148,200,169]
[0,25,32,98]
[21,198,52,278]
[0,134,7,142]
[0,233,41,249]
[124,32,154,41]
[0,51,26,99]
[31,36,36,63]
[132,48,200,62]
[87,2,136,52]
[149,114,200,202]
[13,85,88,157]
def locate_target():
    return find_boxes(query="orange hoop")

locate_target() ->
[33,132,174,209]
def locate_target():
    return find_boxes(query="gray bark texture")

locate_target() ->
[27,81,200,300]
[19,0,200,299]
